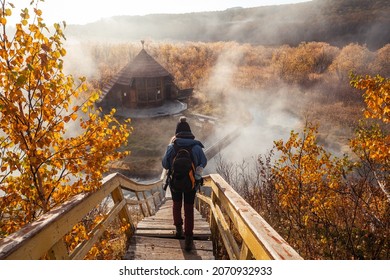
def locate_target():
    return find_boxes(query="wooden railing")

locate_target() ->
[0,126,302,260]
[204,127,241,160]
[0,173,165,260]
[196,174,303,260]
[0,171,303,260]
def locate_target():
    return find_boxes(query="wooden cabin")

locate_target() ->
[99,48,178,109]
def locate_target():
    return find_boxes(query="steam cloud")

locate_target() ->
[201,47,302,174]
[63,39,98,79]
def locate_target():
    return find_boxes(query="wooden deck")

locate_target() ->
[124,198,214,260]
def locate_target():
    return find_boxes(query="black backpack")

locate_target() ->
[170,144,196,192]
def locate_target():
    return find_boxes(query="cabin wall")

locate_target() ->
[101,85,122,109]
[101,76,178,110]
[133,77,167,108]
[164,77,178,100]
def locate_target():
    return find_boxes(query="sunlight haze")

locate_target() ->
[9,0,312,25]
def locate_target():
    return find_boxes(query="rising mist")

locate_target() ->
[65,0,389,50]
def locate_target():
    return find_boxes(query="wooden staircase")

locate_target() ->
[124,198,214,260]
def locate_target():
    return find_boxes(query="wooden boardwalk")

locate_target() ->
[124,198,214,260]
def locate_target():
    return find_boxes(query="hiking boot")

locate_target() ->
[185,235,193,251]
[175,225,183,239]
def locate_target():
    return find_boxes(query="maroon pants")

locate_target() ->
[171,190,196,237]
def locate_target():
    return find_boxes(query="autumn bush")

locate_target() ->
[0,1,131,259]
[216,75,389,259]
[272,42,339,86]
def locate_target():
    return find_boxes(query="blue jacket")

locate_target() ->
[162,138,207,170]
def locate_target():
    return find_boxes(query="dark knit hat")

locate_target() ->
[175,116,195,139]
[175,116,191,134]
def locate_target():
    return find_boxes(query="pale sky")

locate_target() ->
[8,0,311,25]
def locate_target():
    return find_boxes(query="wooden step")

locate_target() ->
[124,199,214,260]
[124,236,214,260]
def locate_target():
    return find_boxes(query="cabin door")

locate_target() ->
[165,84,171,100]
[130,89,137,108]
[122,91,131,108]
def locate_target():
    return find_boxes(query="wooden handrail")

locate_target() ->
[0,173,165,260]
[196,174,303,260]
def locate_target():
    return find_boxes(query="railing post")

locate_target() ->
[142,191,152,217]
[47,239,70,260]
[210,191,219,257]
[239,243,253,260]
[135,191,147,217]
[195,195,200,212]
[111,187,133,236]
[152,188,158,211]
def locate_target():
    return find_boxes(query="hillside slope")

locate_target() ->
[67,0,389,49]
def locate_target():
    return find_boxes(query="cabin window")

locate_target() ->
[138,88,147,102]
[147,78,159,88]
[136,78,146,88]
[136,78,163,103]
[147,89,156,102]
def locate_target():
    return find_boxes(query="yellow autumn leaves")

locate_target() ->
[271,74,389,258]
[353,75,390,122]
[0,0,131,245]
[274,75,389,219]
[350,75,389,169]
[273,124,349,227]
